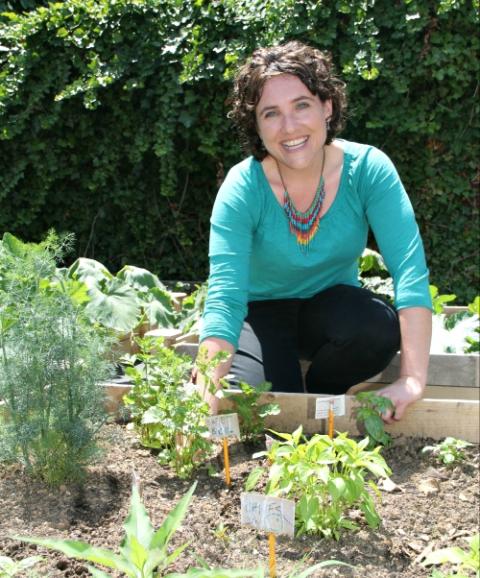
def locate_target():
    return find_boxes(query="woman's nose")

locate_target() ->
[281,113,297,134]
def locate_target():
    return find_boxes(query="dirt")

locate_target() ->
[0,420,479,578]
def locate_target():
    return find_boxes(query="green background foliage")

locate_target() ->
[0,0,478,300]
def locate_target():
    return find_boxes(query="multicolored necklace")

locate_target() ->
[276,149,326,251]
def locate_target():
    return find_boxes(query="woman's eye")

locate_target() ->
[296,101,310,110]
[264,110,277,119]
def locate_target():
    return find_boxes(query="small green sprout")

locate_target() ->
[422,533,479,578]
[0,555,43,578]
[15,480,197,578]
[422,437,473,466]
[223,380,280,443]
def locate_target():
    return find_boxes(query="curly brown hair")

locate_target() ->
[229,41,347,160]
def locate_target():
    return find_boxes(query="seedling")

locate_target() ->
[246,426,391,539]
[354,391,395,448]
[422,437,474,466]
[223,381,280,443]
[15,479,197,578]
[422,533,479,578]
[0,555,43,578]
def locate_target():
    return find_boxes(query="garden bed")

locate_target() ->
[0,421,478,578]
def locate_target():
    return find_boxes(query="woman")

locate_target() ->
[197,41,432,423]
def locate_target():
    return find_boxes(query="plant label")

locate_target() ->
[240,492,295,538]
[265,433,275,451]
[315,395,346,419]
[206,413,240,440]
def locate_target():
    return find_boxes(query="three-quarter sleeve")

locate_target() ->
[356,147,432,310]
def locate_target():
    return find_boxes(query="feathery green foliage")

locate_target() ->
[0,232,113,484]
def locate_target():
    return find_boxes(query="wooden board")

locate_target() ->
[218,392,480,443]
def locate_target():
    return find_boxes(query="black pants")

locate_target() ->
[229,284,400,394]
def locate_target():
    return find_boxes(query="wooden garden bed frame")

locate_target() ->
[104,321,480,443]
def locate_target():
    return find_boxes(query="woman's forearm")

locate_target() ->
[377,306,432,422]
[398,306,432,389]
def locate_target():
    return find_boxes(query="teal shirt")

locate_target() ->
[201,140,431,348]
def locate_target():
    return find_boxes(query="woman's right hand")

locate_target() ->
[193,337,235,414]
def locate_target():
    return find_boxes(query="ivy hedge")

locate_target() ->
[0,0,478,301]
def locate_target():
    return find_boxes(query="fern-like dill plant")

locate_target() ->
[0,232,113,485]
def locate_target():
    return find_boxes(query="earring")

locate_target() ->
[326,118,331,132]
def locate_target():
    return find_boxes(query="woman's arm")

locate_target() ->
[194,337,235,415]
[377,306,432,423]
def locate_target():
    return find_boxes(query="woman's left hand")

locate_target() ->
[376,376,425,424]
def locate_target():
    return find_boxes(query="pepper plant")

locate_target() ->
[246,426,391,539]
[353,391,395,448]
[123,337,213,478]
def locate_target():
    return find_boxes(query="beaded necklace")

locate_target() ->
[276,148,326,251]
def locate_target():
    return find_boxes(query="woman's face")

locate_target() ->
[255,73,332,172]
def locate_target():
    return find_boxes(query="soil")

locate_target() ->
[0,420,479,578]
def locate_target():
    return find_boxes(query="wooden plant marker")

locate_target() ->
[206,413,240,486]
[241,492,295,578]
[314,395,346,438]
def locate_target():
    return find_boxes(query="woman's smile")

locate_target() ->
[255,74,331,173]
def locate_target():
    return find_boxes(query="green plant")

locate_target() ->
[358,249,393,303]
[0,232,113,485]
[422,533,479,578]
[430,285,457,315]
[245,426,391,539]
[223,381,280,443]
[164,558,352,577]
[464,296,480,354]
[15,481,198,578]
[175,282,208,335]
[0,555,43,577]
[66,257,177,333]
[353,391,395,448]
[123,337,213,478]
[422,437,473,466]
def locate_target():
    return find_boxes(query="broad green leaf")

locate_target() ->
[364,414,384,442]
[120,535,148,572]
[1,232,27,258]
[468,296,480,316]
[13,536,134,574]
[87,566,113,578]
[117,265,165,291]
[328,477,347,499]
[150,483,197,549]
[266,429,292,442]
[165,568,264,577]
[123,484,154,550]
[85,279,140,332]
[142,406,165,425]
[291,560,353,578]
[268,463,285,489]
[291,425,304,445]
[68,257,112,288]
[423,546,469,566]
[245,467,264,491]
[258,403,281,417]
[142,287,176,327]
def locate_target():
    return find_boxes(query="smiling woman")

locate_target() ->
[196,41,433,423]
